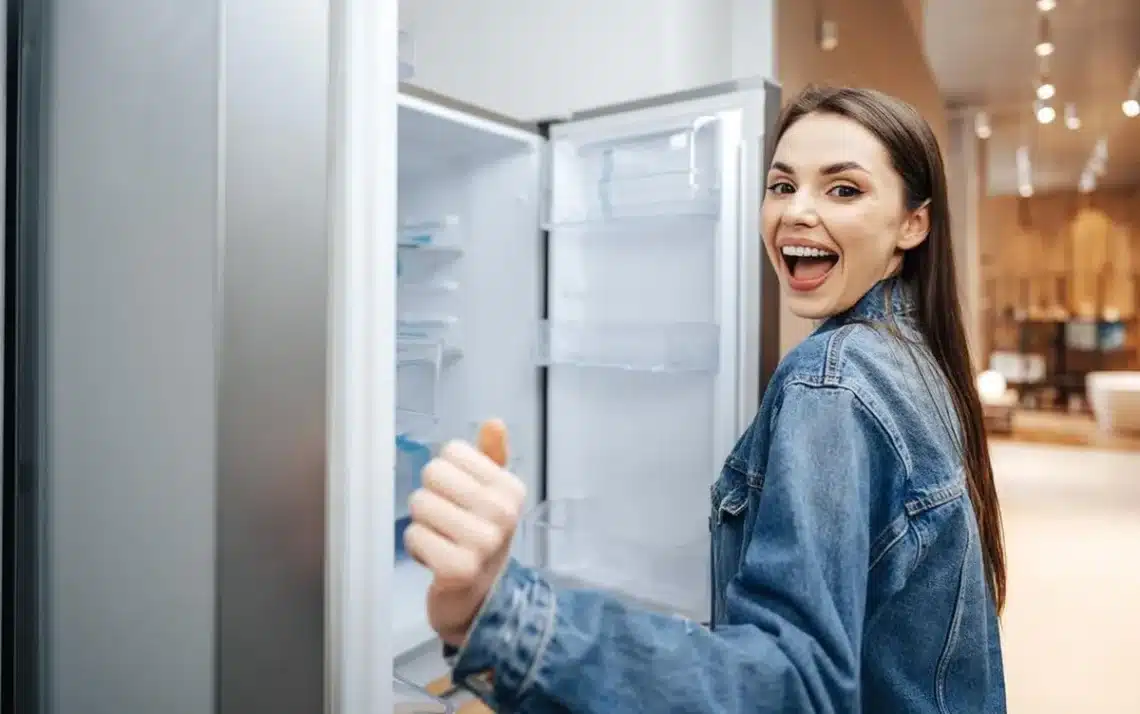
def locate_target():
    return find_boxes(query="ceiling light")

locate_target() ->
[1036,81,1055,100]
[1035,40,1054,57]
[1035,101,1056,124]
[1036,0,1056,10]
[819,20,838,51]
[1064,103,1081,130]
[1124,99,1140,118]
[974,111,992,139]
[1019,184,1034,198]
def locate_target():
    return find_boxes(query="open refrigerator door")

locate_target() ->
[528,83,770,623]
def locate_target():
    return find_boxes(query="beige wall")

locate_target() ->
[774,0,949,355]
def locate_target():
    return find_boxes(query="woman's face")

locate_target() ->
[761,112,930,320]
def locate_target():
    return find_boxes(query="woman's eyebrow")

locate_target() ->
[768,160,869,176]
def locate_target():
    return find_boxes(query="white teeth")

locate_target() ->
[781,245,837,258]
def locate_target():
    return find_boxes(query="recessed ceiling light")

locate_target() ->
[1037,0,1056,11]
[1123,99,1140,118]
[1019,184,1034,198]
[1035,102,1056,124]
[1036,82,1055,100]
[819,20,838,51]
[1064,103,1081,130]
[974,112,992,139]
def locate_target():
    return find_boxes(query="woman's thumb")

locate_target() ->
[477,418,509,467]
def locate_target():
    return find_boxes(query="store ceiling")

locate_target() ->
[924,0,1140,196]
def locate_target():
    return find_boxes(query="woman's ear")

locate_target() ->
[897,200,931,251]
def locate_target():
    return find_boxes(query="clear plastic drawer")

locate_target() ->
[396,338,445,419]
[548,118,722,225]
[515,498,709,620]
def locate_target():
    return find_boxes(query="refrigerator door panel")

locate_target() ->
[536,80,773,622]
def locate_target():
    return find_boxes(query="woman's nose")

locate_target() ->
[782,191,820,228]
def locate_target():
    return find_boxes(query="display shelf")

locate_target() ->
[515,498,708,620]
[537,320,720,373]
[548,119,722,225]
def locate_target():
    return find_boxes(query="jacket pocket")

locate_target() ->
[709,470,754,624]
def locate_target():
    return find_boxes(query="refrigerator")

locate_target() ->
[388,76,783,696]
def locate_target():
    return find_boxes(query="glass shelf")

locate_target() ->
[397,316,458,340]
[537,320,720,373]
[549,118,721,225]
[398,278,459,295]
[398,215,461,247]
[515,498,708,620]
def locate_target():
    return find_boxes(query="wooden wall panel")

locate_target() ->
[980,186,1140,369]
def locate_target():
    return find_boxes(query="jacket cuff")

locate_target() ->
[451,559,556,710]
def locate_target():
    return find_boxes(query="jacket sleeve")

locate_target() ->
[451,382,887,714]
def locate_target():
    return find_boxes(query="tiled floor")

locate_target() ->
[992,441,1140,713]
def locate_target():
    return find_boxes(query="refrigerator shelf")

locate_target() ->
[398,278,459,294]
[516,498,709,620]
[543,210,717,233]
[537,320,720,373]
[398,215,461,247]
[397,315,459,344]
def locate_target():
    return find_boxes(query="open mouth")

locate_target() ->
[780,244,839,290]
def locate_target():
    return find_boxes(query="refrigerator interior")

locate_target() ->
[392,91,544,655]
[391,84,765,661]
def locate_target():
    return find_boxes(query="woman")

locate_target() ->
[404,86,1007,713]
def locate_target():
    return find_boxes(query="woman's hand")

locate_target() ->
[404,419,527,647]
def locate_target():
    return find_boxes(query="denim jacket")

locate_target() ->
[450,279,1006,713]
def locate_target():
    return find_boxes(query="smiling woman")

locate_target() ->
[762,112,931,319]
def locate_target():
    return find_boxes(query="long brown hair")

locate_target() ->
[771,86,1006,613]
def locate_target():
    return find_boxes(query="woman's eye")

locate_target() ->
[829,185,862,199]
[767,181,795,195]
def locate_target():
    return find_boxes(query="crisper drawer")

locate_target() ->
[548,117,722,225]
[515,498,709,620]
